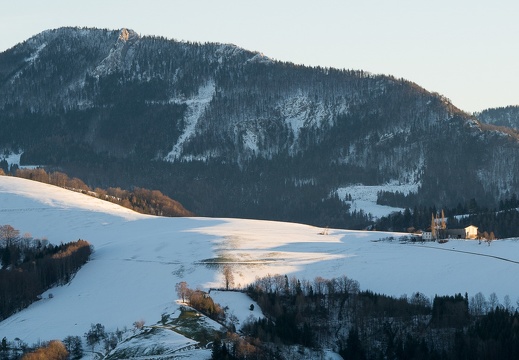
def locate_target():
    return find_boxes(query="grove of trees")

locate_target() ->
[0,224,92,320]
[175,281,224,321]
[20,340,68,360]
[375,194,519,238]
[213,274,519,360]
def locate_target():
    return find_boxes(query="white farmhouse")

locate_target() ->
[464,225,478,239]
[446,225,479,239]
[422,231,433,241]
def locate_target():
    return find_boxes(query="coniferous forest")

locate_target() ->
[375,194,519,238]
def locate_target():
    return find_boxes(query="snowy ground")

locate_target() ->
[210,291,264,330]
[1,152,22,167]
[336,181,419,218]
[0,151,38,169]
[1,176,519,349]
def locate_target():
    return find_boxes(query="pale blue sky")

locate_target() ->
[1,0,518,113]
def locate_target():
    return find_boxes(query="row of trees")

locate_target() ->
[8,168,193,217]
[0,224,92,320]
[175,281,224,321]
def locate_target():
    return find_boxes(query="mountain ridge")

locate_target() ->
[1,27,519,227]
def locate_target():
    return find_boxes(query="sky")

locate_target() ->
[1,0,518,113]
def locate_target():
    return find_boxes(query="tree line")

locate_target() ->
[209,273,519,360]
[375,194,519,238]
[175,281,224,321]
[0,224,92,320]
[3,167,193,217]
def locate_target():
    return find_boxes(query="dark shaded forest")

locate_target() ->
[0,224,92,321]
[375,194,519,238]
[210,274,519,360]
[476,105,519,130]
[48,156,373,229]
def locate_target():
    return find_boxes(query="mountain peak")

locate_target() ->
[119,28,139,42]
[91,28,139,77]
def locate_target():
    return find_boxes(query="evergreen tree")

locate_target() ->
[340,329,366,360]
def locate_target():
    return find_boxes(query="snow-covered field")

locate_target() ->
[1,176,519,349]
[337,181,420,218]
[0,151,38,169]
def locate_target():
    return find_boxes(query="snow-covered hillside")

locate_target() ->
[1,176,519,347]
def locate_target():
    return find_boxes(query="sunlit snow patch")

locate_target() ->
[336,181,419,219]
[0,151,39,170]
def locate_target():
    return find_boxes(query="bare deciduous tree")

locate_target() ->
[175,281,189,303]
[222,265,234,290]
[470,292,488,316]
[133,319,145,330]
[489,292,500,310]
[0,224,20,247]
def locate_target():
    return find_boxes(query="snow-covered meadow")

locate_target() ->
[336,181,420,218]
[1,176,519,349]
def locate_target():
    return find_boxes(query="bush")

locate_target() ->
[21,340,68,360]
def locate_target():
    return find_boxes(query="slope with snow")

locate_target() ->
[336,181,419,218]
[1,176,519,347]
[165,80,216,161]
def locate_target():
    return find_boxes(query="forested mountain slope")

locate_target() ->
[476,105,519,130]
[1,27,519,227]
